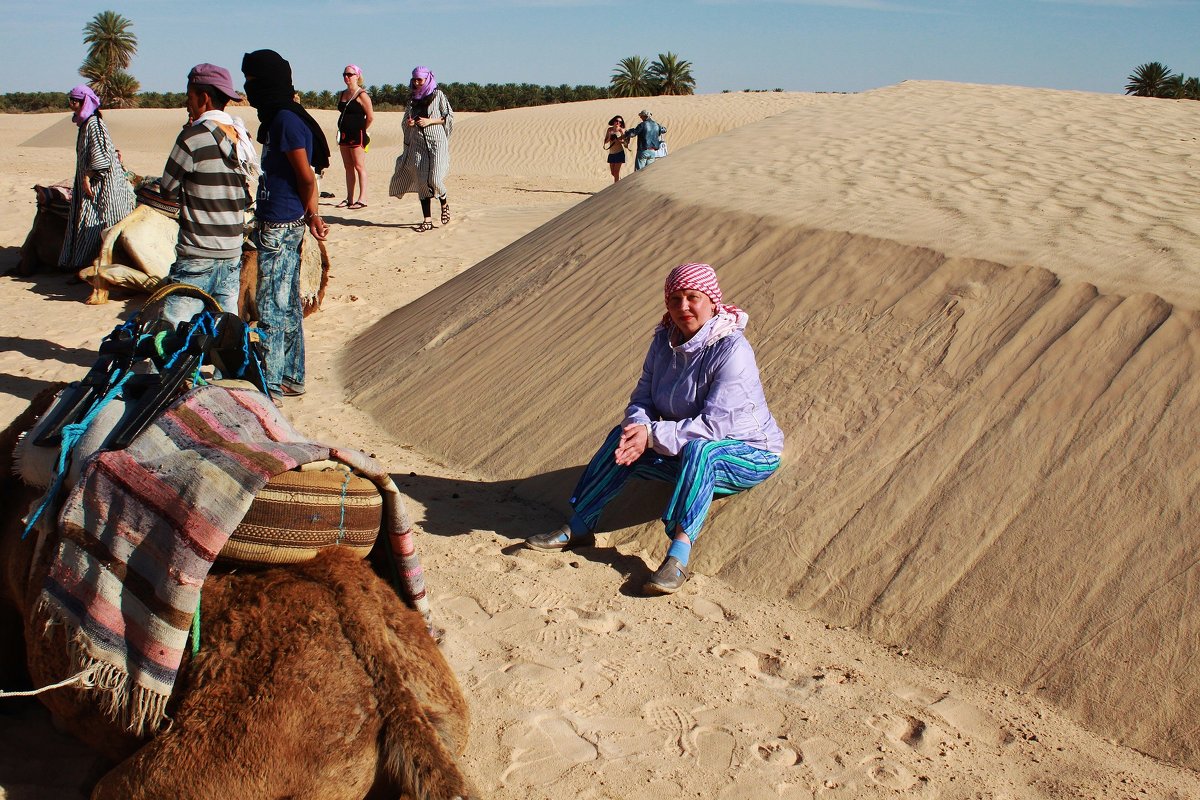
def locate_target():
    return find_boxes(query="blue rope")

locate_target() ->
[240,324,269,387]
[22,368,134,538]
[337,470,350,543]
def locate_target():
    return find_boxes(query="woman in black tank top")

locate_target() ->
[336,64,374,209]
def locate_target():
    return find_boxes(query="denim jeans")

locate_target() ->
[634,149,657,171]
[251,223,305,394]
[162,254,242,326]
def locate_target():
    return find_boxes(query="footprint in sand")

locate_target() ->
[501,710,597,786]
[711,643,792,690]
[861,754,919,791]
[690,597,729,622]
[799,736,845,782]
[926,694,1014,747]
[489,661,583,706]
[711,643,782,676]
[511,583,572,610]
[575,608,626,634]
[642,698,697,755]
[866,711,944,758]
[439,594,492,624]
[753,738,801,767]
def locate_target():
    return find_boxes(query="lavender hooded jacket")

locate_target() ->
[622,316,785,457]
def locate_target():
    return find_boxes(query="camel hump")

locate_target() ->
[300,551,472,799]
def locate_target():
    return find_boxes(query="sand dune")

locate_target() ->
[3,84,1200,797]
[346,81,1200,769]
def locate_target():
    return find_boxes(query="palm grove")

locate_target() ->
[1124,62,1200,99]
[1,11,698,112]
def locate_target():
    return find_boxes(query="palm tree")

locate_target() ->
[80,11,139,106]
[83,11,137,71]
[649,52,696,96]
[105,70,141,108]
[1125,62,1176,97]
[1181,77,1200,101]
[610,56,653,97]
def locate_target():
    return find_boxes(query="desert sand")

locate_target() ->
[2,83,1199,798]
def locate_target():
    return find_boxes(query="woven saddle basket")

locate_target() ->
[222,464,383,565]
[17,392,382,566]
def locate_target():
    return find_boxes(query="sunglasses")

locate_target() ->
[343,72,355,77]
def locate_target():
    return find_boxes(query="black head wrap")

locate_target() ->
[241,49,330,174]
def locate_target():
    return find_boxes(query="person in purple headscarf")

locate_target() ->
[58,85,136,269]
[388,66,454,232]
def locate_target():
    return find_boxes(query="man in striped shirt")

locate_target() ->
[159,63,253,325]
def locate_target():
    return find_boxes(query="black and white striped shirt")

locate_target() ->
[160,120,249,259]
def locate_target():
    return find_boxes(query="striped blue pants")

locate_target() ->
[568,426,781,541]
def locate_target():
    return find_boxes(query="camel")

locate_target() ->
[16,184,70,276]
[1,386,472,800]
[16,185,330,314]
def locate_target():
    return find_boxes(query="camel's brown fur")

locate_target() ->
[0,387,471,799]
[238,235,331,321]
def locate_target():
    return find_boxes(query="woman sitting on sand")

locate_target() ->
[604,115,628,183]
[335,64,373,209]
[58,85,136,270]
[526,262,785,594]
[389,66,454,232]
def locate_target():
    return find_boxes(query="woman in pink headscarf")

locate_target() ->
[58,85,135,269]
[388,66,454,232]
[335,64,373,209]
[525,263,786,595]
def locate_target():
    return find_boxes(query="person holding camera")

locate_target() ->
[604,115,629,183]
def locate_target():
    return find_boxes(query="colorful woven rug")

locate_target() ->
[37,384,430,735]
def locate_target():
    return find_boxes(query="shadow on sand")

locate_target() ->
[395,465,673,593]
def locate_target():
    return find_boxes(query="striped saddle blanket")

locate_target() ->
[36,384,430,736]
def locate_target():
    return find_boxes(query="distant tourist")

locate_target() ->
[389,66,454,232]
[159,63,259,325]
[525,262,785,595]
[604,115,629,182]
[336,64,373,209]
[241,49,330,406]
[58,85,136,270]
[624,109,666,172]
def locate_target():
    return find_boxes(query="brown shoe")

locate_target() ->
[644,556,689,595]
[525,524,594,552]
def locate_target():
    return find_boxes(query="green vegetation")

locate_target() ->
[648,52,696,96]
[0,83,610,113]
[81,10,140,108]
[610,53,696,97]
[610,56,655,97]
[355,82,609,111]
[1125,62,1200,99]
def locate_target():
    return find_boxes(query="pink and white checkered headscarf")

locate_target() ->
[665,262,723,305]
[660,262,748,343]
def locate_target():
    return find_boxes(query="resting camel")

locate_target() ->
[0,386,472,800]
[17,186,329,314]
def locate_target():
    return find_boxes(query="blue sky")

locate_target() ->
[2,0,1198,96]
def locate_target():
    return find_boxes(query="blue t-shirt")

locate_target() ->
[256,109,312,222]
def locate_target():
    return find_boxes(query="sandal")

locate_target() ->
[349,201,367,210]
[335,199,350,208]
[414,221,434,232]
[440,199,450,226]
